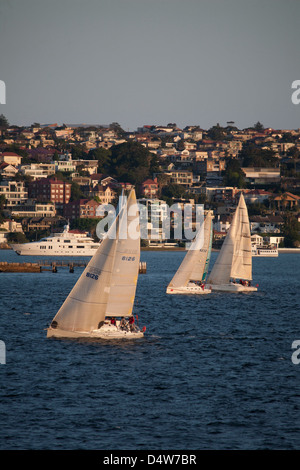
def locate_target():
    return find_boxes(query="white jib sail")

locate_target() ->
[208,193,252,285]
[49,189,140,333]
[168,212,212,288]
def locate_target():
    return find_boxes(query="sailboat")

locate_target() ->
[47,189,145,339]
[166,212,213,294]
[207,193,257,292]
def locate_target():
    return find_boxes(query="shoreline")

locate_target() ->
[2,245,300,254]
[278,248,300,253]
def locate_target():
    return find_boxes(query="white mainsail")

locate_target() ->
[167,212,213,289]
[47,189,140,335]
[208,193,252,285]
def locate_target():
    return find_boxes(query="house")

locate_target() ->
[213,214,232,233]
[241,167,280,185]
[273,192,300,210]
[0,180,28,207]
[11,200,56,218]
[250,215,284,233]
[0,162,18,178]
[84,184,117,204]
[0,151,22,166]
[73,159,98,175]
[243,189,272,205]
[140,178,159,198]
[166,170,193,187]
[63,199,101,220]
[20,163,56,180]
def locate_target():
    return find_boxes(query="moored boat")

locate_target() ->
[11,224,100,256]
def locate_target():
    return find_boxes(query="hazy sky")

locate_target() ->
[0,0,299,131]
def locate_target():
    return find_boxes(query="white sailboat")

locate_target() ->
[166,212,213,294]
[207,193,257,292]
[47,189,145,339]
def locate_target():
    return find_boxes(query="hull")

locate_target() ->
[166,285,211,294]
[252,249,278,257]
[210,283,257,292]
[47,322,144,340]
[12,243,98,257]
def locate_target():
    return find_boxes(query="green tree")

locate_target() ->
[70,182,85,201]
[282,214,300,247]
[0,194,6,224]
[71,145,87,160]
[253,121,264,131]
[240,142,278,168]
[207,123,227,141]
[87,147,111,172]
[109,122,126,137]
[0,114,9,128]
[161,183,186,200]
[107,141,153,185]
[223,158,246,188]
[7,232,28,243]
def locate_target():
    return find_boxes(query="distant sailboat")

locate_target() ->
[207,193,257,292]
[166,212,213,294]
[47,189,145,339]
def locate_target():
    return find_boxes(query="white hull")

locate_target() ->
[47,322,144,339]
[166,285,211,294]
[210,282,257,292]
[11,223,100,256]
[252,248,278,257]
[12,243,98,257]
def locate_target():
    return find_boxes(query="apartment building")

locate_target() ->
[0,180,28,207]
[28,177,71,209]
[63,199,100,220]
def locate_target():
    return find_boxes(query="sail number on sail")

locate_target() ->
[86,272,99,280]
[122,256,136,261]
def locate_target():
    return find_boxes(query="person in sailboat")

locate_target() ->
[111,317,117,327]
[120,317,129,331]
[129,316,135,332]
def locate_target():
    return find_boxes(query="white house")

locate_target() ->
[0,152,22,166]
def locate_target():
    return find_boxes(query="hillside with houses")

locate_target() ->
[0,115,299,249]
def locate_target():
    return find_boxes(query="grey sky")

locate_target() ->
[0,0,299,130]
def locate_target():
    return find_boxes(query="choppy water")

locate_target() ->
[0,249,299,450]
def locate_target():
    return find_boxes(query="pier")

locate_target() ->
[0,260,147,274]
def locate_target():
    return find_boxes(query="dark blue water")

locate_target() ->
[0,249,300,450]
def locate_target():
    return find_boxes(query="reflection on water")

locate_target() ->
[0,249,299,449]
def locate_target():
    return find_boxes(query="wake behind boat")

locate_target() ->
[47,189,145,340]
[11,223,100,256]
[166,211,213,295]
[207,193,257,293]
